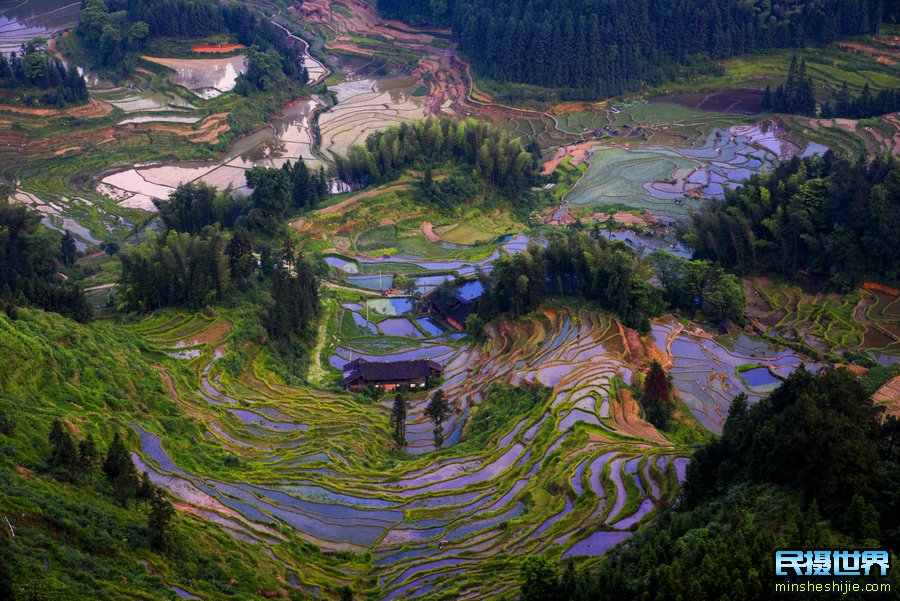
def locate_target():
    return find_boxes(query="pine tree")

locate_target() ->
[425,389,451,450]
[48,418,78,482]
[390,394,407,450]
[78,433,99,482]
[139,471,155,501]
[60,231,77,266]
[103,432,139,503]
[147,486,175,551]
[642,361,672,429]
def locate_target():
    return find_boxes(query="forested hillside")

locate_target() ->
[684,152,899,289]
[379,0,884,96]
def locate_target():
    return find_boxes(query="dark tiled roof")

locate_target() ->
[343,359,443,384]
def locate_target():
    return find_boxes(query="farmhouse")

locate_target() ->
[343,358,444,392]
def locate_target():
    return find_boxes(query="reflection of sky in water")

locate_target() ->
[0,0,81,53]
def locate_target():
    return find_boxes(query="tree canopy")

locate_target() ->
[0,38,88,107]
[379,0,882,97]
[0,202,92,322]
[332,117,540,201]
[684,152,900,289]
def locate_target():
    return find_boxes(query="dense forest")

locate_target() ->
[379,0,883,96]
[684,152,899,289]
[0,39,88,107]
[0,202,92,322]
[521,367,900,600]
[469,230,744,334]
[332,117,541,200]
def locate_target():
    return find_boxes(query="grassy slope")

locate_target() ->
[0,308,296,600]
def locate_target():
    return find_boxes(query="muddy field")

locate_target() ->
[650,89,764,114]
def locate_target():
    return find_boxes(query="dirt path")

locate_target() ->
[84,283,116,293]
[307,303,333,386]
[314,183,409,217]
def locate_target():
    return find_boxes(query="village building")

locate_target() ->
[343,358,444,392]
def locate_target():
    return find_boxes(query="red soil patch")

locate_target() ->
[872,376,900,417]
[838,40,899,66]
[863,282,900,296]
[591,211,651,226]
[616,388,669,444]
[185,319,232,346]
[541,142,596,175]
[15,466,33,480]
[326,39,376,57]
[192,43,245,54]
[384,19,452,36]
[0,97,113,119]
[421,221,440,242]
[551,101,601,114]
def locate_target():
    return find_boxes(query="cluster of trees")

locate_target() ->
[760,55,816,115]
[379,0,882,97]
[473,230,744,335]
[122,0,223,38]
[47,422,176,550]
[222,3,308,88]
[425,390,451,450]
[155,182,248,235]
[650,252,746,324]
[332,117,541,200]
[0,202,92,322]
[761,58,898,118]
[118,229,232,311]
[472,232,663,333]
[265,243,321,342]
[155,165,326,238]
[245,164,327,233]
[415,168,480,213]
[390,394,407,449]
[522,367,900,600]
[821,83,900,119]
[284,160,329,213]
[78,0,151,68]
[0,39,88,107]
[76,0,309,85]
[684,152,900,289]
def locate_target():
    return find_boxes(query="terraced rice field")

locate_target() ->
[652,316,822,432]
[98,99,321,209]
[143,55,248,99]
[0,0,80,54]
[560,121,815,219]
[746,279,900,361]
[125,266,835,597]
[126,306,709,598]
[318,78,434,158]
